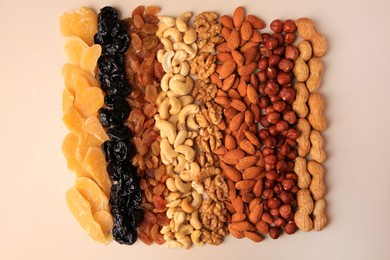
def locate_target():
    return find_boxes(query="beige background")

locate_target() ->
[0,0,389,259]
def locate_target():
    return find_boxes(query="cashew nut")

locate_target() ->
[168,114,178,125]
[160,138,178,162]
[186,114,199,131]
[173,211,186,232]
[190,210,202,230]
[191,181,205,194]
[174,154,186,174]
[169,74,194,96]
[176,12,192,32]
[190,191,202,210]
[168,97,182,114]
[175,145,195,161]
[155,116,176,144]
[187,131,198,139]
[156,22,169,38]
[184,139,194,147]
[163,27,183,42]
[157,49,165,63]
[174,129,187,148]
[166,240,182,248]
[160,37,173,51]
[166,199,182,208]
[176,225,194,239]
[178,104,199,123]
[175,176,192,193]
[156,91,167,105]
[160,225,171,235]
[158,97,170,120]
[171,50,187,67]
[166,207,178,219]
[166,177,178,192]
[179,95,194,106]
[161,50,175,73]
[159,16,176,27]
[177,235,192,250]
[183,28,197,45]
[179,162,200,182]
[181,197,194,213]
[191,230,204,246]
[173,42,197,60]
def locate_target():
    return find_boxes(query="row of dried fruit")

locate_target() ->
[60,5,328,248]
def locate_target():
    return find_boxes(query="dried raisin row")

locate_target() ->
[94,6,143,245]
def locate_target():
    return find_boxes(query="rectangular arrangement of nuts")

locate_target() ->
[60,5,328,248]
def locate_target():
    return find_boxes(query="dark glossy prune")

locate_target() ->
[107,125,131,141]
[112,214,138,245]
[107,160,130,182]
[98,6,118,21]
[112,141,131,161]
[101,140,113,161]
[104,94,123,108]
[98,108,111,127]
[98,56,122,75]
[111,99,130,125]
[129,209,144,227]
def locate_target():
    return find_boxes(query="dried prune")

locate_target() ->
[112,141,131,161]
[107,125,131,141]
[98,108,111,127]
[112,214,138,245]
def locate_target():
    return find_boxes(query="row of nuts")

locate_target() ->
[293,18,328,232]
[155,12,202,249]
[123,5,169,245]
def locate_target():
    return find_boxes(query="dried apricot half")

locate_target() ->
[62,88,74,113]
[84,147,112,197]
[70,7,97,46]
[62,107,84,135]
[80,44,102,76]
[65,36,88,65]
[74,84,104,118]
[75,177,109,213]
[93,211,114,241]
[65,188,107,243]
[83,117,109,142]
[59,12,73,37]
[62,63,98,94]
[62,133,90,178]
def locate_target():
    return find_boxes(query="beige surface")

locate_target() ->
[0,0,389,259]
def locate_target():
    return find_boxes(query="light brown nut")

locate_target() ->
[244,231,263,242]
[297,40,312,61]
[229,221,253,232]
[306,58,324,92]
[225,134,237,150]
[227,29,241,50]
[252,179,263,197]
[235,180,256,191]
[294,189,314,232]
[220,162,242,182]
[308,93,328,131]
[232,196,244,213]
[294,157,311,189]
[236,155,258,171]
[296,118,311,157]
[245,15,265,29]
[240,21,253,41]
[296,18,316,40]
[220,15,234,29]
[238,62,257,77]
[293,58,309,82]
[246,84,258,104]
[292,82,309,118]
[243,167,262,180]
[313,199,328,231]
[219,59,237,79]
[311,33,328,57]
[310,130,327,163]
[248,204,263,224]
[239,140,255,155]
[231,50,245,67]
[229,112,244,131]
[255,220,269,235]
[232,6,245,29]
[307,160,326,201]
[229,226,245,239]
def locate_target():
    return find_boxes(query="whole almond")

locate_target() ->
[244,110,254,126]
[216,42,231,53]
[227,179,237,200]
[248,204,263,224]
[211,72,223,88]
[261,212,273,224]
[214,146,227,155]
[228,89,241,99]
[232,196,244,213]
[230,112,244,131]
[244,46,258,64]
[231,99,247,112]
[246,84,258,104]
[225,134,237,150]
[236,155,258,170]
[238,62,257,76]
[235,180,256,190]
[221,163,242,182]
[214,96,230,108]
[231,50,245,67]
[256,220,269,235]
[240,21,253,41]
[228,29,241,50]
[216,52,233,63]
[253,178,263,197]
[229,221,253,232]
[222,74,236,91]
[250,104,261,122]
[243,166,263,179]
[219,59,237,79]
[224,148,245,160]
[244,130,260,147]
[220,15,234,29]
[250,29,263,42]
[232,212,247,222]
[246,15,265,29]
[239,139,256,155]
[221,27,232,41]
[233,6,245,28]
[244,231,263,243]
[229,227,245,239]
[224,106,239,119]
[240,41,258,52]
[237,80,247,97]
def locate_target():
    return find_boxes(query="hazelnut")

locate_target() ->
[268,125,278,136]
[279,144,290,156]
[279,191,294,204]
[283,19,296,33]
[259,96,271,109]
[283,111,297,124]
[279,204,293,220]
[274,217,287,227]
[260,115,271,127]
[285,172,298,181]
[258,129,270,140]
[265,37,279,50]
[266,66,278,79]
[269,227,281,239]
[268,54,281,66]
[270,208,281,218]
[282,178,295,191]
[286,128,300,140]
[272,32,283,45]
[264,154,277,165]
[276,120,289,132]
[260,46,271,57]
[270,19,283,33]
[273,100,287,112]
[284,33,296,44]
[265,81,280,96]
[257,70,267,83]
[258,57,269,70]
[287,150,298,160]
[256,220,270,235]
[262,147,275,156]
[262,188,274,199]
[264,178,275,189]
[285,45,299,60]
[265,170,278,180]
[279,87,295,103]
[266,111,281,124]
[284,221,298,234]
[277,72,291,85]
[276,160,288,172]
[262,212,273,224]
[274,46,285,56]
[278,58,293,72]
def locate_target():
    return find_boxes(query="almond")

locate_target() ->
[255,150,265,167]
[219,59,237,79]
[224,107,239,120]
[243,166,263,179]
[232,196,244,213]
[256,220,269,235]
[240,21,253,41]
[249,198,261,212]
[225,134,237,150]
[229,221,253,232]
[211,72,222,88]
[261,212,273,224]
[246,84,258,104]
[227,29,240,50]
[244,46,258,64]
[238,62,257,76]
[253,178,263,197]
[244,110,254,126]
[236,155,258,170]
[239,139,255,155]
[227,179,237,200]
[246,15,265,29]
[224,148,245,161]
[214,146,227,155]
[250,29,263,43]
[244,130,260,147]
[216,120,227,131]
[244,231,263,242]
[222,74,236,91]
[250,104,261,122]
[232,212,247,222]
[231,50,244,67]
[228,89,241,99]
[233,6,245,29]
[230,99,247,112]
[222,164,242,182]
[214,96,230,108]
[217,89,228,97]
[216,52,233,63]
[216,42,231,53]
[248,204,263,224]
[229,112,244,131]
[221,27,232,41]
[220,15,234,29]
[235,180,256,190]
[229,227,245,239]
[240,41,258,53]
[237,80,247,97]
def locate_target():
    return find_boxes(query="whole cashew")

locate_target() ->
[177,235,192,250]
[155,116,176,144]
[156,22,169,38]
[162,50,175,73]
[179,162,200,182]
[168,114,178,126]
[186,114,199,131]
[181,197,194,213]
[179,95,194,106]
[190,210,202,229]
[159,16,176,27]
[166,199,182,208]
[157,49,165,63]
[175,176,192,193]
[183,28,197,45]
[160,225,171,235]
[171,50,187,67]
[174,154,186,173]
[160,37,173,51]
[191,181,205,194]
[160,138,179,162]
[178,104,199,123]
[191,230,204,246]
[166,177,178,192]
[156,91,167,105]
[173,211,186,232]
[176,225,194,239]
[166,206,179,219]
[175,145,195,161]
[173,42,197,60]
[190,190,202,210]
[163,27,183,42]
[166,240,182,248]
[176,12,192,32]
[169,74,194,96]
[158,97,170,120]
[184,139,193,146]
[174,129,188,148]
[169,97,182,114]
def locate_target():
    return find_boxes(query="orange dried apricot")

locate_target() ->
[62,107,84,135]
[74,84,104,118]
[62,133,90,178]
[62,63,98,94]
[59,12,73,36]
[75,177,109,213]
[84,147,112,197]
[70,7,97,46]
[93,211,114,240]
[83,117,109,142]
[80,44,102,76]
[62,88,74,113]
[65,188,107,243]
[65,36,88,65]
[76,132,102,163]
